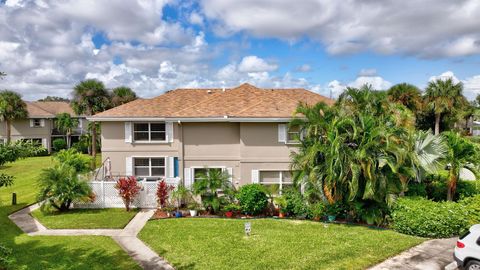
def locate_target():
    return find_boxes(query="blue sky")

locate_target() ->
[1,0,480,100]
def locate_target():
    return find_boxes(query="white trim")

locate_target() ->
[132,122,167,143]
[124,122,132,143]
[130,156,168,178]
[88,117,295,122]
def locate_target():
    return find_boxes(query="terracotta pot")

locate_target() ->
[279,212,285,218]
[225,211,233,218]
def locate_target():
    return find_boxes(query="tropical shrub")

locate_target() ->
[192,168,234,214]
[171,186,193,209]
[273,195,287,214]
[409,172,480,201]
[282,188,310,218]
[0,173,14,188]
[236,184,268,215]
[391,197,470,238]
[53,148,91,173]
[115,176,141,211]
[223,203,241,212]
[459,195,480,226]
[156,180,174,209]
[309,202,326,220]
[37,164,93,212]
[52,138,67,152]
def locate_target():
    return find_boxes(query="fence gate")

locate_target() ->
[74,178,180,209]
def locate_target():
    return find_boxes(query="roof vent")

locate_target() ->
[207,90,212,94]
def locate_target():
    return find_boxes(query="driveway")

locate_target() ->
[368,238,457,270]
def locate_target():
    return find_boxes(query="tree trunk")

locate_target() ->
[447,171,457,201]
[5,120,11,144]
[66,131,71,148]
[91,122,97,169]
[434,113,441,135]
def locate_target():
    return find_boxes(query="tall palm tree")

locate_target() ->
[443,131,478,201]
[0,90,28,143]
[111,86,137,107]
[424,78,464,135]
[387,83,423,113]
[71,79,109,166]
[55,113,79,148]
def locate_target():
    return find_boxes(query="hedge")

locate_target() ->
[391,196,480,238]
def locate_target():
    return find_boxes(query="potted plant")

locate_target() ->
[224,203,241,218]
[163,206,175,218]
[309,202,326,221]
[325,202,341,222]
[188,202,200,217]
[273,196,287,218]
[171,186,192,218]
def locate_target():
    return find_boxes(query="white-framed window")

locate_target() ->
[32,119,42,128]
[134,157,166,177]
[286,126,301,144]
[259,170,293,195]
[193,167,223,182]
[133,122,166,142]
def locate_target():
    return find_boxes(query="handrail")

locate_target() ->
[93,157,112,181]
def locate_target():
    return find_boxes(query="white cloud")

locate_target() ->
[295,64,311,72]
[464,75,480,99]
[200,0,480,58]
[189,12,205,25]
[349,76,392,90]
[428,71,461,84]
[238,55,278,73]
[358,68,377,77]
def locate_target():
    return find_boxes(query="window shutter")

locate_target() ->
[40,119,45,127]
[184,168,193,188]
[29,119,34,127]
[251,169,259,184]
[226,167,233,183]
[78,119,83,129]
[166,122,173,142]
[167,157,175,178]
[278,124,287,143]
[174,157,179,177]
[41,138,47,148]
[125,157,133,176]
[124,122,132,143]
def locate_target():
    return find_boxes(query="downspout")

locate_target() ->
[179,120,185,185]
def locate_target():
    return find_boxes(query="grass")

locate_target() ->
[0,155,140,270]
[139,218,425,270]
[31,208,138,229]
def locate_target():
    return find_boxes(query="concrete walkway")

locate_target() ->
[8,204,174,270]
[368,238,457,270]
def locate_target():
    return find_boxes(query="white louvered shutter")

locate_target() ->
[29,119,34,127]
[251,170,259,184]
[166,122,173,142]
[124,122,132,143]
[42,138,47,148]
[226,167,233,183]
[278,124,287,143]
[40,119,45,127]
[184,168,193,188]
[167,157,175,178]
[125,157,133,176]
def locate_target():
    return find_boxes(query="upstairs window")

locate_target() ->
[133,123,166,142]
[287,126,301,144]
[32,119,42,128]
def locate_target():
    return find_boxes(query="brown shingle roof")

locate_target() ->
[92,83,333,119]
[26,101,79,118]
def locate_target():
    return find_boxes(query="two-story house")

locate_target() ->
[90,83,333,193]
[0,101,88,152]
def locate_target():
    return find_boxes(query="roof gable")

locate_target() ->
[92,83,333,119]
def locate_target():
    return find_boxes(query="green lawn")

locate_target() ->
[139,218,425,270]
[31,208,138,229]
[0,156,140,270]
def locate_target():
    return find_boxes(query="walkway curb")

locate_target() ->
[8,205,174,270]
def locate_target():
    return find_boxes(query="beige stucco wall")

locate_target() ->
[100,121,297,187]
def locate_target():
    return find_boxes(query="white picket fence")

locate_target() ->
[74,178,180,209]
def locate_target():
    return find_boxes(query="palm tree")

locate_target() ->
[0,90,28,143]
[424,78,464,135]
[0,72,6,79]
[458,97,476,133]
[443,131,478,201]
[55,113,79,148]
[71,79,110,166]
[111,86,137,107]
[387,83,422,113]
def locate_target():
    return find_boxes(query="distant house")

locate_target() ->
[0,101,87,152]
[90,83,333,193]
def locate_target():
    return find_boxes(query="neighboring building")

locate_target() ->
[90,83,333,193]
[0,101,87,152]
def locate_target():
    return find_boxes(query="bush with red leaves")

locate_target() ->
[156,180,174,209]
[115,176,141,211]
